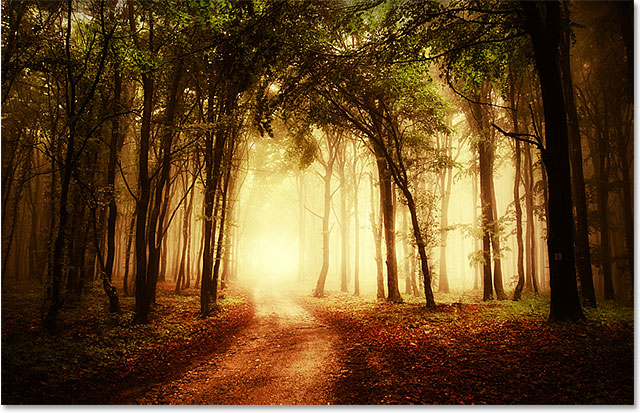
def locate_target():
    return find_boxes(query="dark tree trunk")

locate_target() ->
[523,145,538,294]
[512,139,525,301]
[559,7,596,307]
[373,145,402,303]
[405,191,436,308]
[133,71,154,325]
[176,170,193,294]
[589,120,615,300]
[103,68,123,313]
[221,168,237,290]
[511,100,526,300]
[123,211,135,296]
[479,138,494,301]
[200,135,214,315]
[521,0,584,322]
[212,143,235,305]
[146,58,184,306]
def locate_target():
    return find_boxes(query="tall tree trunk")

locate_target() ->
[559,6,596,307]
[201,85,231,315]
[472,169,480,291]
[369,173,385,299]
[590,121,615,300]
[352,141,360,296]
[523,144,538,294]
[103,67,123,313]
[123,211,135,296]
[489,176,507,299]
[521,0,584,321]
[146,58,184,307]
[200,135,214,315]
[133,70,153,325]
[221,168,237,290]
[212,141,235,305]
[438,144,451,294]
[313,148,335,298]
[403,206,412,295]
[512,140,526,301]
[339,158,349,292]
[404,190,436,308]
[479,138,494,301]
[176,171,193,293]
[373,145,402,303]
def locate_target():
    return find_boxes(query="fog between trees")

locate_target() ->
[1,0,632,331]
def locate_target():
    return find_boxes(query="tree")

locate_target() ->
[424,0,585,320]
[43,0,116,332]
[519,0,584,321]
[559,1,596,307]
[312,127,339,298]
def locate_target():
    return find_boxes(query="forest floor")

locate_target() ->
[299,290,634,404]
[1,279,634,405]
[1,280,254,404]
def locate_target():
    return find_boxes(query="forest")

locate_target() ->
[1,0,634,405]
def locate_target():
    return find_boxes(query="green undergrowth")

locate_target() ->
[304,289,632,329]
[2,281,254,404]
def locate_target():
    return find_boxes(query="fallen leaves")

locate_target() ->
[300,292,633,405]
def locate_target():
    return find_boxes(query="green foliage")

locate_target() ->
[424,0,530,95]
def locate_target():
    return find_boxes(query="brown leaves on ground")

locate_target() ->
[300,292,633,405]
[2,282,254,404]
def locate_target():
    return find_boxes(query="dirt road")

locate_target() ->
[136,283,340,405]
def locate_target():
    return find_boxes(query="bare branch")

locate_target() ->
[304,205,323,220]
[491,122,545,152]
[446,77,514,111]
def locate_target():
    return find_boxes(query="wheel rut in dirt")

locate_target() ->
[136,283,340,405]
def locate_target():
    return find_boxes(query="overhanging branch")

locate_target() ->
[491,122,545,153]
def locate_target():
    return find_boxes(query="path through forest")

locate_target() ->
[136,281,341,404]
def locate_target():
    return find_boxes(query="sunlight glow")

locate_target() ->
[249,234,298,282]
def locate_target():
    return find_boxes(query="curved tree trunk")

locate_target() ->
[512,140,526,301]
[313,157,333,297]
